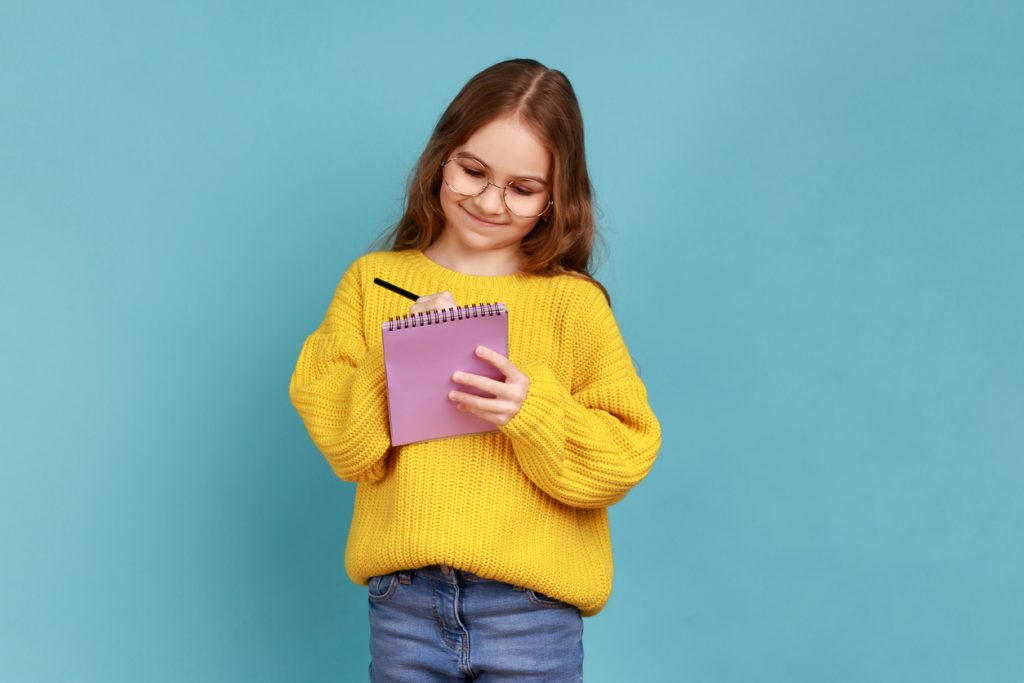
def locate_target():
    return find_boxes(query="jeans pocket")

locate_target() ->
[368,573,398,603]
[525,588,572,609]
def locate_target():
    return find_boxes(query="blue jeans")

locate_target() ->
[368,564,584,682]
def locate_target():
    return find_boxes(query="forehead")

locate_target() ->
[455,117,550,179]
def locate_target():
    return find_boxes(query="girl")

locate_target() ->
[289,58,661,681]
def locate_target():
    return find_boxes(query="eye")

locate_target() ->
[510,181,543,196]
[455,159,487,178]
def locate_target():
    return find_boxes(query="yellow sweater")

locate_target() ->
[288,249,661,616]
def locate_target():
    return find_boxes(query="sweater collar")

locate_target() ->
[405,249,537,291]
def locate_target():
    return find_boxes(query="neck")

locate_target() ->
[423,237,524,277]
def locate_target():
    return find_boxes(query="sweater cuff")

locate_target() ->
[498,360,568,457]
[353,342,387,398]
[330,342,392,481]
[346,342,391,446]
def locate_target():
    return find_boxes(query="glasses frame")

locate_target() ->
[441,154,554,219]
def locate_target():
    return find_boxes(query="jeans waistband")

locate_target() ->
[396,564,501,586]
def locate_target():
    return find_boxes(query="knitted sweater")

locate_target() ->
[288,249,661,616]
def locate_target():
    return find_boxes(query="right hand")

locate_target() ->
[409,290,458,316]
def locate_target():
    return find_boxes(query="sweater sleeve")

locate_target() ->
[288,257,391,483]
[499,283,662,509]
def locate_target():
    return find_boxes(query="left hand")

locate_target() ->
[448,345,530,427]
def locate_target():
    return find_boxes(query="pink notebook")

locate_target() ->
[381,302,509,446]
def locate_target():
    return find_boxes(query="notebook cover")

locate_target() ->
[382,303,509,446]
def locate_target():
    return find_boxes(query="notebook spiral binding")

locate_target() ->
[384,302,507,331]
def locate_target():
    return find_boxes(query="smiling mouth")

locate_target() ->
[462,206,507,226]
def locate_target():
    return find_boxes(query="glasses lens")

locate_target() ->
[443,157,488,196]
[503,178,550,218]
[443,156,551,218]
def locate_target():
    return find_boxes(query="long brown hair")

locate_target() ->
[371,58,610,305]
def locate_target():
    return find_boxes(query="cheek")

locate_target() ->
[438,186,454,216]
[440,184,464,212]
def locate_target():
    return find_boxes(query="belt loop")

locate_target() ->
[398,570,412,585]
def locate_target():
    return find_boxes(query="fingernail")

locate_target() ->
[453,372,462,382]
[476,346,485,356]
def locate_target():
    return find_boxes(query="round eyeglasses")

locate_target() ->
[441,155,553,218]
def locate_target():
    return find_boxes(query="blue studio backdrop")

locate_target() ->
[1,1,1021,681]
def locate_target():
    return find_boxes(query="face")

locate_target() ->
[438,116,551,258]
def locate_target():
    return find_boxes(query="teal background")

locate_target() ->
[1,1,1021,681]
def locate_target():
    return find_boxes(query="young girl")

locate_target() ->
[289,58,661,681]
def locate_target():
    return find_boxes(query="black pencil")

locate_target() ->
[373,278,420,301]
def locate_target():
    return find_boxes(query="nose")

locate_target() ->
[475,182,507,216]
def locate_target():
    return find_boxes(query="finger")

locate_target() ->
[457,403,509,426]
[411,301,456,316]
[448,390,511,413]
[473,346,523,380]
[411,292,457,315]
[438,293,458,308]
[451,371,507,397]
[451,397,510,426]
[416,290,453,302]
[419,290,456,303]
[453,372,526,406]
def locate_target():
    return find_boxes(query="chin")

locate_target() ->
[463,231,509,250]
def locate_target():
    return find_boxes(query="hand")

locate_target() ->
[410,291,458,316]
[448,346,530,427]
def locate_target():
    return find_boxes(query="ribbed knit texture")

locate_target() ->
[288,249,662,616]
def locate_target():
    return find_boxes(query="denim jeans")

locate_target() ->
[367,564,584,682]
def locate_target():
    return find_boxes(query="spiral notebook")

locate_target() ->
[381,302,509,446]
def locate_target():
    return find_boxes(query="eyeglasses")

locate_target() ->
[441,155,553,218]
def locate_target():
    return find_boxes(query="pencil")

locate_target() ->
[373,278,420,301]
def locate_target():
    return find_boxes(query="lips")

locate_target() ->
[462,206,507,227]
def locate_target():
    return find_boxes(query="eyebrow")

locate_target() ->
[454,151,549,184]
